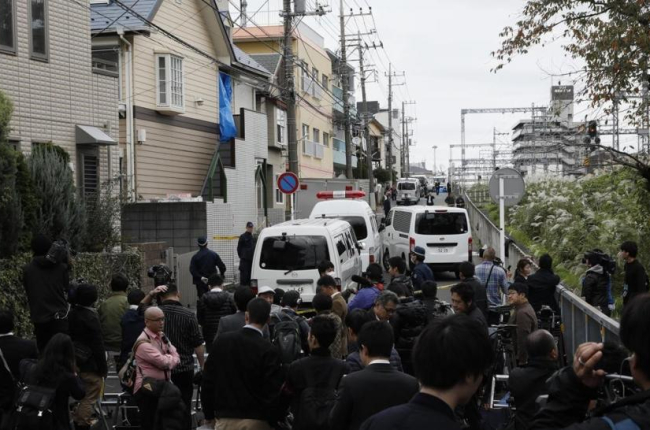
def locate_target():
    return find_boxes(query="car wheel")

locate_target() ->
[383,249,390,271]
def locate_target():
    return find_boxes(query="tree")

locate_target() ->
[494,0,650,189]
[373,167,394,184]
[0,92,22,258]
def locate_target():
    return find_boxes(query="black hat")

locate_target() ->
[363,263,384,282]
[75,284,98,307]
[412,246,426,258]
[31,233,52,256]
[197,236,207,246]
[246,221,254,228]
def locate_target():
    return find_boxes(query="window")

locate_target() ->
[275,174,284,204]
[321,74,328,91]
[323,132,329,147]
[398,182,416,190]
[29,0,48,60]
[9,140,20,151]
[277,109,286,145]
[92,47,119,76]
[319,216,367,240]
[0,0,16,54]
[312,67,318,82]
[156,53,184,111]
[415,212,468,235]
[393,210,412,234]
[259,236,330,270]
[313,128,320,144]
[301,62,307,91]
[78,151,99,201]
[302,124,309,141]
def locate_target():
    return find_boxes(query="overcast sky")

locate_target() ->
[240,0,632,173]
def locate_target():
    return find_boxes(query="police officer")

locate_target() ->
[237,222,255,286]
[410,246,434,292]
[189,236,226,299]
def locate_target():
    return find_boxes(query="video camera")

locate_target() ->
[582,249,616,275]
[147,264,173,287]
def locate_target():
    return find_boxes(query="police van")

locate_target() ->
[250,219,363,302]
[396,178,421,205]
[309,190,382,270]
[381,205,472,278]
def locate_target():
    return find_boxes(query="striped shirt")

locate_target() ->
[475,261,508,306]
[159,300,204,374]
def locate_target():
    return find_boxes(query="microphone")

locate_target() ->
[351,275,373,288]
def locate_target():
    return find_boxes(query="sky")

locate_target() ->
[236,0,632,173]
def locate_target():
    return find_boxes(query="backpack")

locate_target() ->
[4,384,56,430]
[271,311,304,365]
[295,367,344,430]
[118,338,151,394]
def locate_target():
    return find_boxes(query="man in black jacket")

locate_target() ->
[329,321,419,430]
[202,298,283,430]
[361,314,494,430]
[0,309,38,412]
[458,261,488,319]
[237,222,255,287]
[197,274,236,344]
[190,236,227,299]
[527,254,561,313]
[581,251,610,316]
[22,233,70,353]
[283,315,349,430]
[450,283,487,333]
[531,294,650,430]
[509,330,559,430]
[619,241,649,308]
[69,283,108,430]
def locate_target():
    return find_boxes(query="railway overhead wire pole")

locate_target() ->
[458,106,547,189]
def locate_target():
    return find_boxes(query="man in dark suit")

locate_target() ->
[214,286,256,339]
[509,330,558,430]
[0,309,38,412]
[360,315,494,430]
[190,236,227,299]
[329,321,419,430]
[202,298,284,430]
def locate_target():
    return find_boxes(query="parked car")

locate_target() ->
[396,178,421,205]
[250,219,363,302]
[310,196,383,269]
[381,205,472,279]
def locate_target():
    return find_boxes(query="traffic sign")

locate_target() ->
[489,168,525,207]
[277,172,300,195]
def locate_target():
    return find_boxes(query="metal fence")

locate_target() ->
[464,193,620,360]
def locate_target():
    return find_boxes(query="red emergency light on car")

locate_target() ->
[316,190,366,200]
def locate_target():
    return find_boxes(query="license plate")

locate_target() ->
[437,248,450,253]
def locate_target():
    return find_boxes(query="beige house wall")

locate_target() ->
[0,0,119,186]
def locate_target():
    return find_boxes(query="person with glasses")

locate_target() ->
[371,291,399,323]
[133,306,180,430]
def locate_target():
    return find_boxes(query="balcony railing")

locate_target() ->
[332,137,357,167]
[302,139,325,159]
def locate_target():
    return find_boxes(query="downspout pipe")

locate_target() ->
[118,28,135,202]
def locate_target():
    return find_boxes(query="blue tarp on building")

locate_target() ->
[219,72,237,142]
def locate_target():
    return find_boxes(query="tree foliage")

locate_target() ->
[494,0,650,188]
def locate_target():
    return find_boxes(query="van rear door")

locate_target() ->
[413,211,470,263]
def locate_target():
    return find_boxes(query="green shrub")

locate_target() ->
[0,251,143,339]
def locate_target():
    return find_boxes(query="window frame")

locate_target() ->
[275,174,284,204]
[155,53,185,112]
[0,0,17,54]
[302,124,309,141]
[276,109,286,145]
[323,132,329,147]
[321,74,328,91]
[313,128,320,144]
[29,0,48,61]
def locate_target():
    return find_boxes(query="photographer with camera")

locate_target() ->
[531,294,650,429]
[475,247,509,307]
[22,233,71,353]
[581,250,613,317]
[190,236,227,299]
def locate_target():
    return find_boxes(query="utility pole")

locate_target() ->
[385,65,404,183]
[401,100,416,177]
[358,33,377,205]
[283,0,327,177]
[339,0,352,179]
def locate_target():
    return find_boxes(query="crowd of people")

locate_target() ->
[1,233,650,430]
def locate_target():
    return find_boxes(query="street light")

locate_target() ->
[432,145,438,174]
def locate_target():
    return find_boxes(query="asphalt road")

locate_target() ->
[378,190,480,304]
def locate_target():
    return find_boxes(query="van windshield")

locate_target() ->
[415,212,468,235]
[398,182,415,190]
[317,216,367,240]
[259,236,330,270]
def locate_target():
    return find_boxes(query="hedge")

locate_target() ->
[0,250,143,338]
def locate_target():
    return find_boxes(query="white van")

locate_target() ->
[396,178,421,205]
[381,205,472,278]
[309,198,382,269]
[250,219,363,302]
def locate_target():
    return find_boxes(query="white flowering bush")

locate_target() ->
[486,168,650,301]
